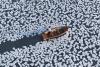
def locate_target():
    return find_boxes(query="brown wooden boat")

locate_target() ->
[42,26,68,40]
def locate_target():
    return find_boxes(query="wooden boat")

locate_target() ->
[42,26,68,40]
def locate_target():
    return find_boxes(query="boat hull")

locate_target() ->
[42,26,68,40]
